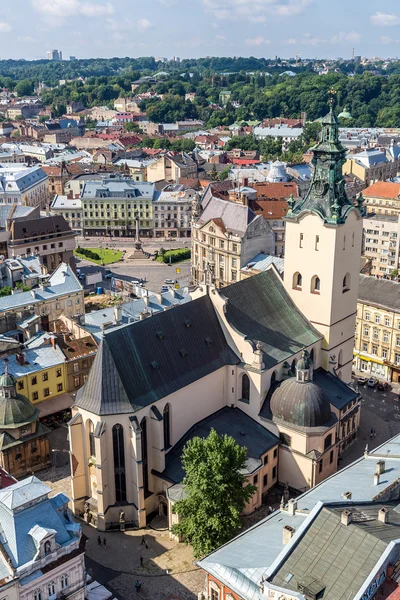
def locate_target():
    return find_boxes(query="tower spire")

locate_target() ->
[286,95,357,225]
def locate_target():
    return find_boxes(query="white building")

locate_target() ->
[51,194,83,234]
[0,164,49,208]
[0,476,85,600]
[363,213,400,276]
[153,184,195,238]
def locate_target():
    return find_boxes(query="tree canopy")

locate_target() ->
[172,429,257,559]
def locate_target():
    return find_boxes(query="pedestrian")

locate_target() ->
[97,536,101,546]
[140,556,143,567]
[135,580,142,592]
[140,535,145,546]
[370,428,373,440]
[103,537,107,548]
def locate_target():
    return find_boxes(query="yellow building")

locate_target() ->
[355,274,400,381]
[0,344,67,407]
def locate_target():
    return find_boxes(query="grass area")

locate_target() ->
[74,247,123,265]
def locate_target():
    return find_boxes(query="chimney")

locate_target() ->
[376,460,385,475]
[343,491,352,500]
[114,304,121,325]
[378,508,389,524]
[341,510,352,526]
[16,352,25,366]
[287,498,297,516]
[252,342,265,370]
[282,525,295,545]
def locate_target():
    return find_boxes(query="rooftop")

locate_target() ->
[358,274,400,312]
[363,181,400,199]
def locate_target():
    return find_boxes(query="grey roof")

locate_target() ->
[0,477,78,568]
[11,215,72,241]
[0,262,82,312]
[0,205,37,228]
[272,504,400,600]
[313,368,359,410]
[160,407,279,483]
[75,295,239,416]
[241,253,284,275]
[81,179,156,199]
[358,274,400,312]
[221,270,322,369]
[198,196,256,236]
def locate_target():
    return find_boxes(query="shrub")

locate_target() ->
[159,248,191,264]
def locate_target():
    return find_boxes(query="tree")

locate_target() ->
[210,163,218,181]
[172,429,257,559]
[124,122,140,133]
[219,167,231,181]
[14,79,34,97]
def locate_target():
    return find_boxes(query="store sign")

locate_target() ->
[361,569,386,600]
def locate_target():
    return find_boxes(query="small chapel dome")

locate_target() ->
[0,368,38,428]
[338,107,352,120]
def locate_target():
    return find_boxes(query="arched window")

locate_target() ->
[293,272,302,290]
[324,434,332,451]
[34,589,42,600]
[311,275,320,293]
[141,418,149,495]
[270,371,276,386]
[291,359,296,375]
[241,374,250,402]
[112,424,126,502]
[87,419,95,458]
[48,581,55,597]
[343,273,351,293]
[44,541,51,555]
[163,403,171,450]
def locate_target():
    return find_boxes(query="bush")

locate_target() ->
[76,247,100,261]
[157,248,191,264]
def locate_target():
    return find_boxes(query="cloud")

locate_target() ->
[329,31,360,43]
[370,12,400,26]
[201,0,311,22]
[0,22,12,33]
[215,34,226,40]
[245,36,271,46]
[137,18,152,32]
[32,0,113,20]
[286,38,297,45]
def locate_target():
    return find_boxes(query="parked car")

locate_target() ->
[161,285,169,293]
[164,278,174,284]
[357,376,368,385]
[378,381,390,392]
[78,273,85,281]
[367,377,378,388]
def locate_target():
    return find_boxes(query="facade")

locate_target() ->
[8,216,76,272]
[343,149,400,185]
[153,184,194,238]
[146,152,197,183]
[0,476,86,600]
[51,195,83,235]
[199,434,400,600]
[362,181,400,217]
[0,164,49,209]
[67,104,362,532]
[81,179,155,237]
[0,263,84,335]
[0,368,50,477]
[355,275,400,381]
[362,213,400,276]
[42,163,84,196]
[191,191,275,287]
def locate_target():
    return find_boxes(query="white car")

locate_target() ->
[164,278,174,284]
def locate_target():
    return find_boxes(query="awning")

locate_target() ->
[37,393,74,418]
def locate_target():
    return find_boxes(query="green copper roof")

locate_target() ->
[287,103,358,225]
[0,393,39,428]
[0,369,17,388]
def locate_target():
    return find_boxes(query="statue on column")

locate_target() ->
[134,211,141,250]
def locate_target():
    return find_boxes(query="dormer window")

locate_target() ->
[44,540,51,554]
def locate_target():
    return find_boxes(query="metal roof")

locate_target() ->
[198,196,256,237]
[161,407,279,483]
[75,294,239,416]
[221,270,322,369]
[358,274,400,312]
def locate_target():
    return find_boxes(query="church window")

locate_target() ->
[319,460,323,473]
[293,272,302,290]
[315,235,319,251]
[311,275,320,293]
[141,417,149,495]
[324,434,332,451]
[163,404,171,449]
[343,273,351,293]
[241,374,250,402]
[330,450,334,464]
[299,233,303,248]
[112,424,126,502]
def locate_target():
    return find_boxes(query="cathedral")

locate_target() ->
[68,104,363,531]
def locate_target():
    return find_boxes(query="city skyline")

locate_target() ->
[0,0,399,60]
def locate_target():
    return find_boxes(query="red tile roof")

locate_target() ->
[250,199,289,219]
[363,181,400,199]
[253,182,299,200]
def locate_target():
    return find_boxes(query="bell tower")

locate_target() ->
[283,99,363,383]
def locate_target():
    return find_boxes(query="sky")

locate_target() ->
[1,0,400,60]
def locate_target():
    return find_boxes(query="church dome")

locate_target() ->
[0,393,38,428]
[0,370,16,387]
[267,160,288,183]
[338,107,352,120]
[270,378,332,428]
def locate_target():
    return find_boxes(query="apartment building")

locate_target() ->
[51,194,83,234]
[362,181,400,216]
[81,179,155,237]
[354,275,400,381]
[153,184,194,238]
[146,152,197,183]
[8,215,76,272]
[343,148,400,185]
[0,164,49,208]
[363,213,400,276]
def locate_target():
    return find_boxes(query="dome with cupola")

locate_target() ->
[270,352,332,428]
[338,107,352,120]
[0,366,39,428]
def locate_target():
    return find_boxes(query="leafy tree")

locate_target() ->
[219,167,231,181]
[172,429,257,558]
[210,163,218,181]
[14,79,34,96]
[124,122,140,133]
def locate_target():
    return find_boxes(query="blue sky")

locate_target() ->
[1,0,400,60]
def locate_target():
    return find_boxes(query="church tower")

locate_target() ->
[283,100,363,383]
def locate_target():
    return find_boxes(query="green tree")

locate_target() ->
[172,429,257,559]
[14,79,34,96]
[210,163,218,181]
[124,122,140,133]
[219,167,231,181]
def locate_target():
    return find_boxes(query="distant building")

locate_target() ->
[153,184,195,238]
[362,213,400,276]
[343,147,400,185]
[147,152,197,183]
[0,164,49,209]
[47,49,62,60]
[362,181,400,217]
[51,194,83,235]
[42,163,84,196]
